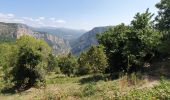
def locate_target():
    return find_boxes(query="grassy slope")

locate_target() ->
[1,54,170,100]
[0,73,169,100]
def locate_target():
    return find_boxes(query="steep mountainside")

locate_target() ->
[0,22,70,55]
[33,27,86,42]
[71,26,110,55]
[33,32,70,55]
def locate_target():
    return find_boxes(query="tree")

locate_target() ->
[58,53,78,76]
[47,54,59,72]
[155,0,170,54]
[98,24,130,72]
[78,45,108,75]
[77,52,89,75]
[155,0,170,33]
[12,36,51,89]
[98,10,161,73]
[129,9,161,71]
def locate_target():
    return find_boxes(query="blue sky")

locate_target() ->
[0,0,160,30]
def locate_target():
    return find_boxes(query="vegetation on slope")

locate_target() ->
[0,0,170,100]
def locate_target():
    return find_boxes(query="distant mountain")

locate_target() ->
[0,22,113,55]
[33,27,86,42]
[0,22,71,55]
[71,26,111,55]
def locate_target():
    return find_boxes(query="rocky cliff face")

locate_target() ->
[33,27,86,42]
[71,26,110,55]
[16,23,34,38]
[0,22,18,38]
[33,32,70,55]
[0,22,70,55]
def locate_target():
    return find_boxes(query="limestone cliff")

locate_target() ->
[0,22,70,55]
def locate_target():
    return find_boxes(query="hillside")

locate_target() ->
[0,22,70,55]
[33,27,86,42]
[71,26,110,55]
[0,22,113,55]
[0,73,169,100]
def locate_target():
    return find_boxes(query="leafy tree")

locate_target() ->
[58,53,78,76]
[155,0,170,54]
[129,9,161,71]
[78,45,108,75]
[98,10,161,73]
[77,52,89,75]
[155,0,170,33]
[98,24,130,72]
[47,54,59,72]
[12,36,51,89]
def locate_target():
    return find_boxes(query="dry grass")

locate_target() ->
[0,73,163,100]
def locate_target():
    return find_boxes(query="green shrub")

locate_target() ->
[82,82,97,97]
[47,54,59,72]
[78,45,108,75]
[58,53,78,76]
[12,36,51,89]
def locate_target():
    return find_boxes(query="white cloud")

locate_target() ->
[49,18,66,24]
[0,13,15,19]
[55,19,66,23]
[7,14,14,18]
[38,17,45,20]
[0,12,67,28]
[23,17,34,21]
[12,19,24,23]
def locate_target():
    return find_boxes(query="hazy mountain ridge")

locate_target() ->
[33,27,86,42]
[71,26,111,55]
[0,22,112,55]
[0,22,70,55]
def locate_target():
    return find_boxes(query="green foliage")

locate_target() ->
[98,10,162,73]
[119,79,170,99]
[12,36,51,88]
[0,43,17,86]
[156,0,170,33]
[82,82,97,97]
[155,0,170,55]
[131,8,154,29]
[0,36,15,43]
[47,54,59,72]
[58,53,78,76]
[78,45,108,75]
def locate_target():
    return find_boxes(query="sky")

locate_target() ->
[0,0,160,30]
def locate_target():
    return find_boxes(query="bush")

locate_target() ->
[78,45,108,75]
[82,82,97,97]
[58,53,78,76]
[12,36,51,89]
[0,43,17,85]
[47,54,59,72]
